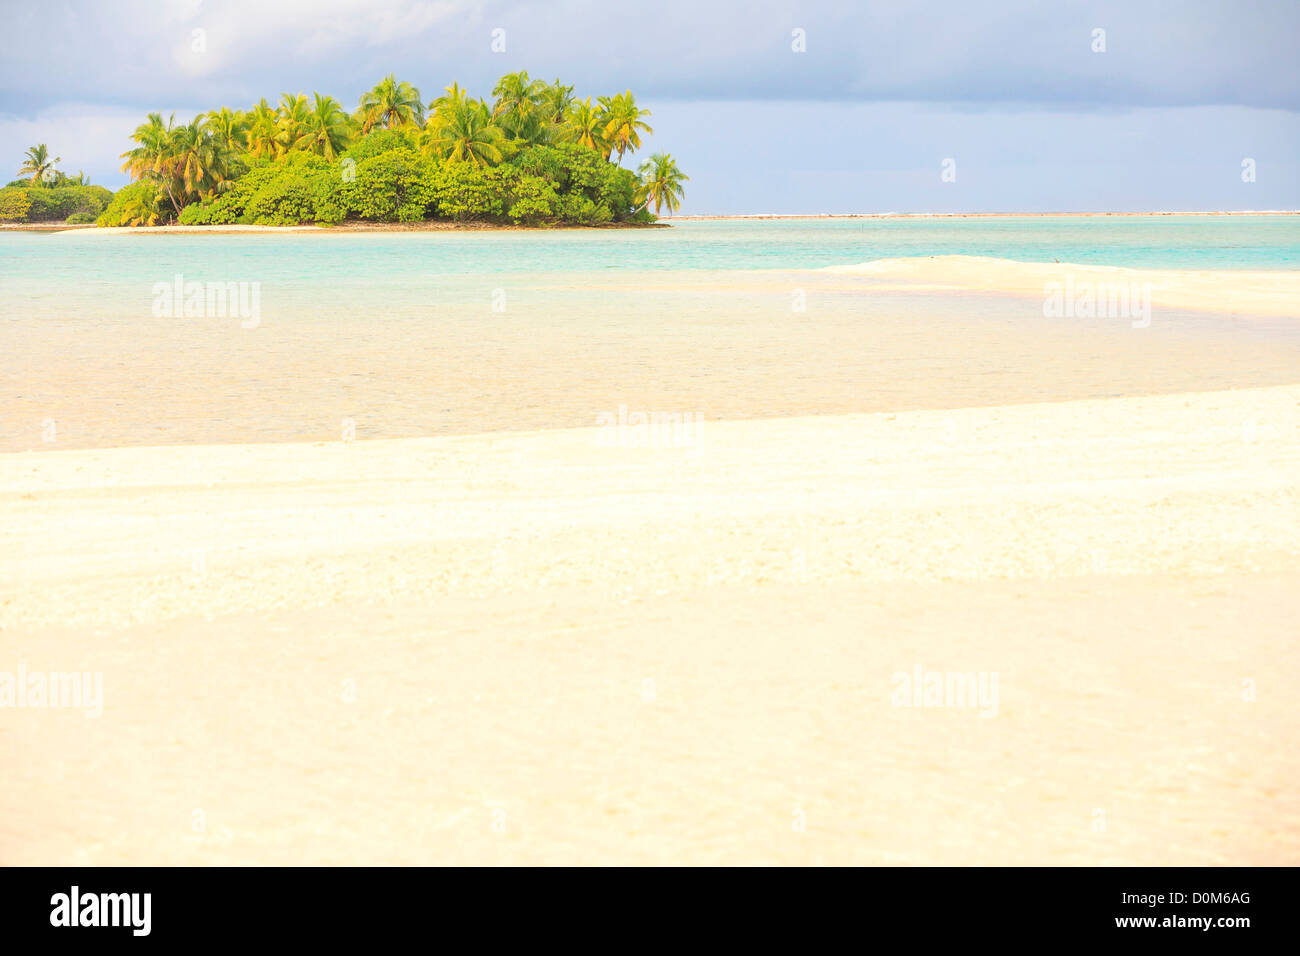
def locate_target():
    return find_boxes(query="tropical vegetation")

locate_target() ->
[90,71,687,227]
[0,142,113,224]
[1,143,110,223]
[17,144,60,185]
[638,153,690,217]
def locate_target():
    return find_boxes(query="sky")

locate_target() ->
[1,0,1297,213]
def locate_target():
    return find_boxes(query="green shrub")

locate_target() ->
[83,184,112,205]
[24,190,61,220]
[243,174,316,225]
[505,172,559,225]
[0,187,33,222]
[96,181,165,226]
[346,148,438,221]
[593,165,638,221]
[557,193,612,226]
[173,155,311,224]
[15,185,114,221]
[341,129,419,164]
[429,163,503,221]
[65,211,97,224]
[510,145,575,189]
[178,162,270,224]
[178,195,231,224]
[508,145,638,223]
[310,170,348,224]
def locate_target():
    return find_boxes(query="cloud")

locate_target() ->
[1,1,1295,210]
[1,0,1296,115]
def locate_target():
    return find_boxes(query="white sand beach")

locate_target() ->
[827,256,1300,317]
[3,384,1297,864]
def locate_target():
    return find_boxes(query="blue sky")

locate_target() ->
[2,0,1297,212]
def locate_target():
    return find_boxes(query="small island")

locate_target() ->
[0,72,688,229]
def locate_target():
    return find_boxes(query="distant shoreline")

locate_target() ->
[3,210,1297,234]
[672,210,1300,220]
[0,221,671,235]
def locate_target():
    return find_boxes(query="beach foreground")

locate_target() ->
[2,385,1297,864]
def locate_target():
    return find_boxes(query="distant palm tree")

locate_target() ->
[206,107,249,154]
[120,112,233,213]
[170,117,234,202]
[538,79,575,125]
[564,98,608,155]
[277,93,313,153]
[121,113,181,211]
[638,152,689,216]
[246,99,282,159]
[429,82,472,115]
[598,91,652,165]
[424,98,508,166]
[295,93,354,159]
[356,75,424,133]
[17,144,60,185]
[492,70,548,142]
[492,71,543,121]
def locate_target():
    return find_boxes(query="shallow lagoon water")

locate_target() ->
[2,218,1298,450]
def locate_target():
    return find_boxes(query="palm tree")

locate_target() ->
[599,91,653,165]
[539,79,575,125]
[246,99,281,159]
[294,93,354,159]
[206,107,249,154]
[429,82,472,115]
[638,153,689,216]
[277,93,314,154]
[121,113,182,212]
[564,98,608,155]
[17,144,60,185]
[423,97,509,167]
[170,116,234,203]
[491,70,546,141]
[356,75,424,133]
[120,114,172,179]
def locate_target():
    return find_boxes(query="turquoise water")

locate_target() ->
[5,215,1299,451]
[2,216,1298,295]
[3,215,1297,323]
